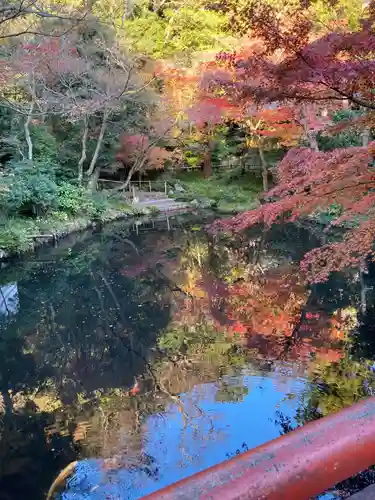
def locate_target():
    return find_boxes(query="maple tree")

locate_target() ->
[209,1,375,110]
[212,143,375,282]
[217,0,366,36]
[157,62,242,176]
[200,48,334,182]
[250,107,303,148]
[238,105,305,191]
[3,22,151,187]
[208,1,375,282]
[187,96,241,177]
[115,133,173,187]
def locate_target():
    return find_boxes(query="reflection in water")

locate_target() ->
[0,283,19,316]
[0,213,374,499]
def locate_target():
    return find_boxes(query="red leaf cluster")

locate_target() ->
[186,96,241,128]
[207,1,375,282]
[16,38,81,77]
[202,2,375,111]
[249,106,305,146]
[212,143,375,282]
[116,134,171,170]
[157,59,244,130]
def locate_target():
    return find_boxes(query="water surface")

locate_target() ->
[1,212,375,500]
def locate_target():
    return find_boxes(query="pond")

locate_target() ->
[1,211,375,500]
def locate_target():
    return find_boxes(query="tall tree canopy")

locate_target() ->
[209,0,375,283]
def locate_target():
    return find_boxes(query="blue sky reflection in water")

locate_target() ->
[1,212,375,500]
[63,373,306,499]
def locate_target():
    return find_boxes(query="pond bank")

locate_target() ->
[0,202,192,262]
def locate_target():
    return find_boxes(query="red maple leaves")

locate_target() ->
[200,1,375,112]
[212,142,375,282]
[186,96,241,128]
[17,39,79,76]
[207,1,375,282]
[116,134,172,170]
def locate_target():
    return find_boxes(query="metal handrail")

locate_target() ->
[141,395,375,500]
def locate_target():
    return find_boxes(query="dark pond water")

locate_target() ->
[1,211,375,500]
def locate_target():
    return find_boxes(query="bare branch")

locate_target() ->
[0,0,87,39]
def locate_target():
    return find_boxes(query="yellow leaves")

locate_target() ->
[170,125,183,138]
[33,392,62,413]
[245,136,259,148]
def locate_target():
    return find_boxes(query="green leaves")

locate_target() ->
[30,125,59,164]
[123,6,231,58]
[57,182,86,215]
[1,160,58,216]
[0,217,37,252]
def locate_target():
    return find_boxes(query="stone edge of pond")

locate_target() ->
[0,205,193,263]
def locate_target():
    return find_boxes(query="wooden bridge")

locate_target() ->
[98,179,190,212]
[129,213,178,235]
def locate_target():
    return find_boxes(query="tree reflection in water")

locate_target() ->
[0,214,373,499]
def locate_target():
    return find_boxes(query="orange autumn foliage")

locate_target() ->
[116,134,172,170]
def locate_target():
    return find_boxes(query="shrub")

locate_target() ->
[57,182,86,215]
[0,217,36,252]
[57,183,111,219]
[1,160,59,217]
[30,124,59,164]
[89,192,110,218]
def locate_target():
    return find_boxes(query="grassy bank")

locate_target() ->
[0,194,159,259]
[0,169,262,257]
[170,170,263,213]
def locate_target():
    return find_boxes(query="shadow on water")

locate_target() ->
[0,212,375,499]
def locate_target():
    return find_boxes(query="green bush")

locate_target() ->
[317,109,364,151]
[89,192,110,218]
[0,163,114,221]
[0,217,36,252]
[57,182,86,215]
[30,124,59,164]
[1,160,59,217]
[57,183,111,219]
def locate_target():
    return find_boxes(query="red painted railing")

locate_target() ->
[142,395,375,500]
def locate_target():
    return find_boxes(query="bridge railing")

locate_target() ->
[97,179,169,196]
[128,180,168,194]
[141,395,375,500]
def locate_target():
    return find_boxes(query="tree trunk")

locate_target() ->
[307,132,319,151]
[259,147,268,192]
[360,260,368,314]
[203,148,213,178]
[78,116,88,185]
[25,99,35,161]
[84,0,96,11]
[86,108,108,190]
[362,127,370,147]
[300,104,319,151]
[202,129,213,178]
[1,389,13,419]
[113,156,148,192]
[87,168,100,191]
[121,0,129,27]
